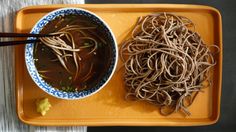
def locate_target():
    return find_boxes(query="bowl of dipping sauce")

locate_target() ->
[25,7,118,99]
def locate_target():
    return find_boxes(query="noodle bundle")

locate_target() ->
[39,25,98,81]
[120,13,218,116]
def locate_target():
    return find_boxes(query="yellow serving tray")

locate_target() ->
[15,4,222,126]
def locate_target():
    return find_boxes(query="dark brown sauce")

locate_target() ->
[34,15,112,92]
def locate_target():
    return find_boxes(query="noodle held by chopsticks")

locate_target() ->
[39,25,98,81]
[120,13,218,116]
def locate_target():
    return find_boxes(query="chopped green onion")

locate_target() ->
[84,42,90,46]
[61,86,76,92]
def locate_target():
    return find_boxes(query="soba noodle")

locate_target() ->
[120,13,218,116]
[39,25,98,81]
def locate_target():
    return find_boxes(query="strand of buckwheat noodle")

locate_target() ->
[120,13,219,116]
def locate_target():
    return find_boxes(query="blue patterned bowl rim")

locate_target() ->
[25,7,118,100]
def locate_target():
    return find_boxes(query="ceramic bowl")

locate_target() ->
[25,7,118,99]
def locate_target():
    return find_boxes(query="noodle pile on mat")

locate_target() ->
[120,13,218,116]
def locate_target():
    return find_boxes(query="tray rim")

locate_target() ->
[14,4,223,126]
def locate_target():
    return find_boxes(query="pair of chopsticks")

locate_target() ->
[0,32,58,46]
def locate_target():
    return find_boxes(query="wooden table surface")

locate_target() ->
[0,0,87,131]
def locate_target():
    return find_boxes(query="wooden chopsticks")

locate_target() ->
[0,40,41,45]
[0,32,57,37]
[0,32,58,46]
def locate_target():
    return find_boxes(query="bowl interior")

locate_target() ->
[25,8,117,99]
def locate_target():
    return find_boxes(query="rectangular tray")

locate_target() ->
[15,4,222,126]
